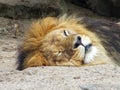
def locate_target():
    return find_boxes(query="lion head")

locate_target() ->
[40,28,98,65]
[17,15,111,70]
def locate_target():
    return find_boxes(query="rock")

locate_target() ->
[0,0,67,19]
[112,0,120,7]
[70,0,120,17]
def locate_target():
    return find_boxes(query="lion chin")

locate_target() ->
[17,15,112,70]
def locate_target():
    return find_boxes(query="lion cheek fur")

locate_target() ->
[84,46,98,64]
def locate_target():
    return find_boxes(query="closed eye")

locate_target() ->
[54,51,62,56]
[63,30,69,36]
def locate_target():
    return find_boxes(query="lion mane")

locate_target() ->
[17,15,112,70]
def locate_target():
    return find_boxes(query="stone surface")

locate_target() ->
[0,0,66,19]
[71,0,120,17]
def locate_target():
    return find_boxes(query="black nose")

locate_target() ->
[74,36,92,50]
[74,36,83,48]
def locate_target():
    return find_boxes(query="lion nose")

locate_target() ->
[74,36,83,48]
[74,36,92,51]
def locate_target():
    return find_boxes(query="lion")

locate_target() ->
[17,15,112,70]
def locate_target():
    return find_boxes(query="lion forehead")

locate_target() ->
[42,28,77,44]
[46,28,77,37]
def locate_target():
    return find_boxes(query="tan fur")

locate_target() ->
[17,15,112,70]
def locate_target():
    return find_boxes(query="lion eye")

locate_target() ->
[63,30,69,36]
[57,51,62,56]
[54,51,62,56]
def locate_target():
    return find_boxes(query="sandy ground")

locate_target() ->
[0,25,120,90]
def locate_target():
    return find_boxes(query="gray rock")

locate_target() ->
[112,0,120,7]
[71,0,120,17]
[0,0,67,19]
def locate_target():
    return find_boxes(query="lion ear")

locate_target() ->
[17,51,49,70]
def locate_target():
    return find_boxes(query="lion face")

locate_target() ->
[40,28,98,65]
